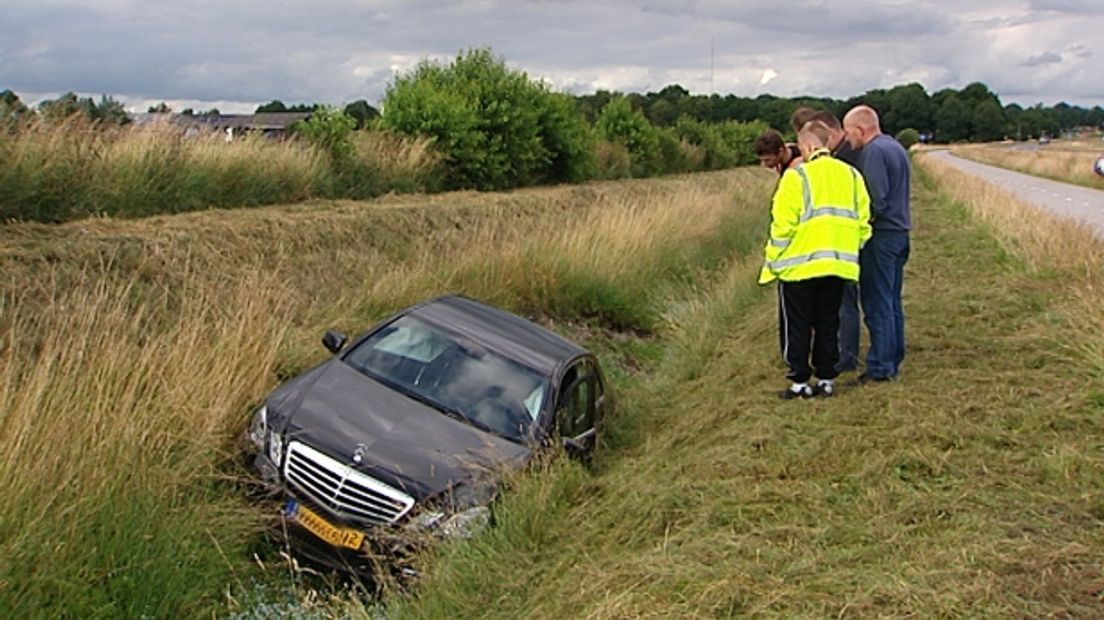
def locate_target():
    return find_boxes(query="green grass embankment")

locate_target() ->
[383,161,1104,618]
[0,168,773,617]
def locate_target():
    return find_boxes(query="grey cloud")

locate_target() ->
[1020,51,1063,67]
[0,1,1100,111]
[1067,44,1093,58]
[1029,0,1104,15]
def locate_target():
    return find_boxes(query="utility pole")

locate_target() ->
[710,38,715,94]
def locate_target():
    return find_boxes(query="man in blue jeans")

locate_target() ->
[842,105,911,382]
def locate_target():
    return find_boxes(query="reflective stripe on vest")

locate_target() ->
[766,249,859,271]
[795,166,860,223]
[770,238,791,248]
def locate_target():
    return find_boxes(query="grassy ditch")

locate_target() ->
[378,157,1104,618]
[949,142,1104,190]
[0,168,773,617]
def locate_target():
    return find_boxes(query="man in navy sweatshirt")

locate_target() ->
[842,105,911,382]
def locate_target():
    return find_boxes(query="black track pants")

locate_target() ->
[777,276,846,383]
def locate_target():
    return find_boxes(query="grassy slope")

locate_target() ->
[386,164,1104,618]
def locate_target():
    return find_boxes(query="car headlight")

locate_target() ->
[447,480,497,512]
[404,481,496,539]
[440,506,490,539]
[248,405,268,451]
[268,427,284,467]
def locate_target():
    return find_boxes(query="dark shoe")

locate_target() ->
[814,379,836,397]
[778,383,814,400]
[856,373,892,386]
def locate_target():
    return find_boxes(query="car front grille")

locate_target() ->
[284,441,415,526]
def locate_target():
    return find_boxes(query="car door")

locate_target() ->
[555,358,602,456]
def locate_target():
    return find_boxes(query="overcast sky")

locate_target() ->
[1,0,1101,114]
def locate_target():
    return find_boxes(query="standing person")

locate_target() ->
[806,111,860,166]
[759,126,871,399]
[804,111,862,373]
[842,105,911,383]
[789,106,818,134]
[754,129,801,176]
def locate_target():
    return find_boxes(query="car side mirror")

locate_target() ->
[322,329,347,355]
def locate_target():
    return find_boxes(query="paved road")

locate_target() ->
[923,149,1104,239]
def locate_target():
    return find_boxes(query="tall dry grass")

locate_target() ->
[917,150,1104,378]
[0,117,443,222]
[0,168,774,615]
[951,142,1104,190]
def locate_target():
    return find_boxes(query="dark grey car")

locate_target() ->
[247,295,608,569]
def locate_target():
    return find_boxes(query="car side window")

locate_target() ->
[556,360,595,439]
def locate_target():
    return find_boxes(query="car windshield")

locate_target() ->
[344,315,547,443]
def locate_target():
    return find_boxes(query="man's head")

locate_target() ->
[789,106,818,134]
[796,126,828,160]
[842,105,881,149]
[754,129,789,170]
[805,111,846,150]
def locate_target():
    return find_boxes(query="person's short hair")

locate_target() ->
[789,107,818,133]
[797,126,828,149]
[807,110,842,130]
[800,121,832,145]
[754,129,785,156]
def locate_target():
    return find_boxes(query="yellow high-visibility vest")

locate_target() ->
[758,149,872,284]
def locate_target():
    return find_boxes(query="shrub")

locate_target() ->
[716,120,768,166]
[596,97,661,177]
[291,105,356,164]
[655,127,691,174]
[675,117,735,170]
[380,48,592,190]
[594,139,632,179]
[535,92,596,184]
[896,127,921,149]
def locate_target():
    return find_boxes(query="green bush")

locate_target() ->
[594,139,632,179]
[655,127,691,174]
[291,105,356,163]
[675,117,735,170]
[896,127,921,149]
[596,97,661,177]
[380,48,593,190]
[674,118,767,170]
[535,92,596,184]
[716,120,768,166]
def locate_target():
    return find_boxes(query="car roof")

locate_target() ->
[405,295,587,376]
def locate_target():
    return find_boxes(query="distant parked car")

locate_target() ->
[247,295,609,571]
[1094,155,1104,177]
[1038,135,1051,145]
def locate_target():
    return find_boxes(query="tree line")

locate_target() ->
[4,67,1100,145]
[2,47,1102,218]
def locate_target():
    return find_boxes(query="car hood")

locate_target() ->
[271,359,530,502]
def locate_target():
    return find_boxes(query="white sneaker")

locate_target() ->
[815,379,835,397]
[779,382,814,400]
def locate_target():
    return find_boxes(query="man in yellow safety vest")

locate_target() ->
[759,125,872,399]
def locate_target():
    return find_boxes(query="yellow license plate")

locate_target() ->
[290,501,365,550]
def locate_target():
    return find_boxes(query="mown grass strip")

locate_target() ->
[383,160,1104,618]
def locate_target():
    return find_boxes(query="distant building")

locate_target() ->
[173,112,312,139]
